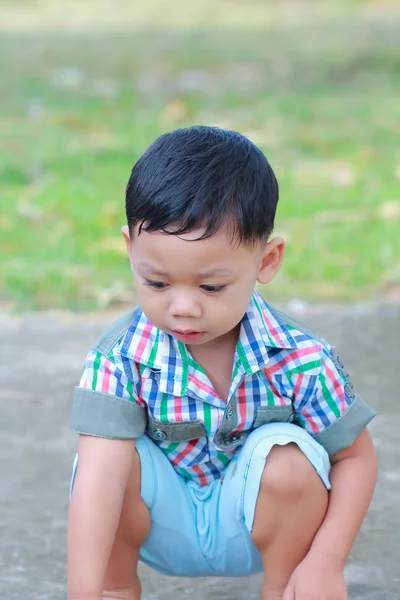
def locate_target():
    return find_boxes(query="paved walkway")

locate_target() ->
[0,304,399,599]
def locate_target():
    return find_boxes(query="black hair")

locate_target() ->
[125,126,279,246]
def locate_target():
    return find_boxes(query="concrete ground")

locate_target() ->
[0,303,399,599]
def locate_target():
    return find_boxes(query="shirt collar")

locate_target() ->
[236,290,297,375]
[120,290,298,396]
[120,309,188,396]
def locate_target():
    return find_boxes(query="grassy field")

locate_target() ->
[1,0,400,310]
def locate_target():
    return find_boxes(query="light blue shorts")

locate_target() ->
[70,423,331,578]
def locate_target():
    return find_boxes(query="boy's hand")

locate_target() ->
[283,556,347,600]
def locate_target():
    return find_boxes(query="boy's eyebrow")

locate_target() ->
[138,261,233,278]
[138,261,167,276]
[198,267,233,278]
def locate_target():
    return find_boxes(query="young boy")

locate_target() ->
[68,126,377,600]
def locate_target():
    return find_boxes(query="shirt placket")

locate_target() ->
[213,367,247,448]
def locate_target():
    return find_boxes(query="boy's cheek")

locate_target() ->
[138,292,163,314]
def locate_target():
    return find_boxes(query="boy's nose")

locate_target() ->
[169,294,202,319]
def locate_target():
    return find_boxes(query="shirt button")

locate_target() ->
[226,407,235,421]
[154,429,167,440]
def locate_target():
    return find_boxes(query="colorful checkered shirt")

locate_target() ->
[78,291,357,486]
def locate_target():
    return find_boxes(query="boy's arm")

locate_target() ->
[67,434,135,600]
[307,427,377,566]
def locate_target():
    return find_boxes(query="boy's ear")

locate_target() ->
[257,237,285,285]
[121,225,130,243]
[121,225,131,251]
[121,225,133,268]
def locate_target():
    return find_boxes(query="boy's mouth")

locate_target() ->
[171,329,206,343]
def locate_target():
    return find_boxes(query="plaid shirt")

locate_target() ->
[76,291,373,486]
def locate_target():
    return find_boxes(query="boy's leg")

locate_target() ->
[216,423,331,595]
[251,442,328,600]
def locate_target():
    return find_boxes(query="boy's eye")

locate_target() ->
[201,285,226,294]
[145,280,168,290]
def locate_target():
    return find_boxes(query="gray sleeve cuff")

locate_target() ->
[73,387,147,439]
[314,396,377,455]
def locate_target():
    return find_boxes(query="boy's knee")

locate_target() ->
[259,443,321,500]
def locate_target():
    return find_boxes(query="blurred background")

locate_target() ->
[1,0,400,311]
[1,5,400,598]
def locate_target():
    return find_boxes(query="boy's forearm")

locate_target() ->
[307,432,378,568]
[68,480,126,598]
[67,437,135,599]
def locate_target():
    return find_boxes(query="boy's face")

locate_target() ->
[122,224,284,349]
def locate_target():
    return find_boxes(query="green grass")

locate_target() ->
[1,0,400,309]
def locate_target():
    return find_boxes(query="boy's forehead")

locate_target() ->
[131,226,257,271]
[139,259,234,278]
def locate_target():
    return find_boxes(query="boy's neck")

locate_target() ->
[187,322,240,369]
[186,325,240,402]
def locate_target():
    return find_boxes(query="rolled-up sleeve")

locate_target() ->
[73,349,146,440]
[292,346,376,455]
